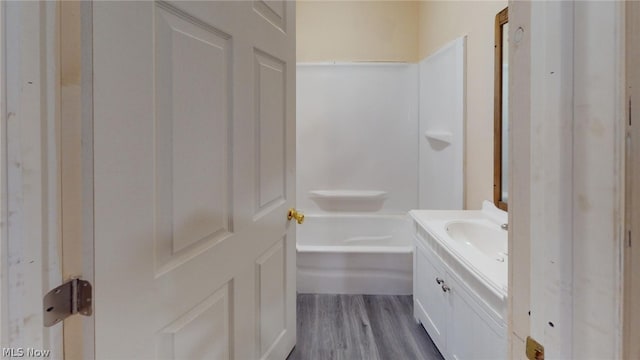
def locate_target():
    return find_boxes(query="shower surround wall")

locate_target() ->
[296,63,419,294]
[418,37,465,210]
[296,63,419,214]
[296,58,464,294]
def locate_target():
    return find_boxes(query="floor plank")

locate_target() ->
[287,294,444,360]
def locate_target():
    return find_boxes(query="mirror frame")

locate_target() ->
[494,7,508,211]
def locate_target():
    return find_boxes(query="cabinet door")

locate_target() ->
[414,240,449,354]
[447,274,507,360]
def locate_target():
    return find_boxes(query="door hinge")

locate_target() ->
[526,336,544,360]
[43,278,92,327]
[629,230,632,248]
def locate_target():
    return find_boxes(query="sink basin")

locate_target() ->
[445,221,507,260]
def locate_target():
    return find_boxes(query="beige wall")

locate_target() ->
[296,1,419,62]
[297,0,505,210]
[419,0,507,209]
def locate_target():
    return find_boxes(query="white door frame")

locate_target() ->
[58,1,96,358]
[624,2,640,358]
[506,1,531,357]
[509,0,626,358]
[1,1,63,357]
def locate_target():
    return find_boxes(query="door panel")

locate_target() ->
[255,49,286,219]
[256,238,286,357]
[92,1,295,358]
[154,2,233,273]
[156,283,232,360]
[253,0,287,32]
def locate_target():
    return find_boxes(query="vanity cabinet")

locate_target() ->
[413,229,507,360]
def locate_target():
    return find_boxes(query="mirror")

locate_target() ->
[494,7,508,211]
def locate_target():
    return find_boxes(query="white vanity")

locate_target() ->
[409,201,508,360]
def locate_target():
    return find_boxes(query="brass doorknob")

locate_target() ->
[287,208,304,224]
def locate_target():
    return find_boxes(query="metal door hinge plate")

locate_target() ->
[43,278,92,327]
[526,336,544,360]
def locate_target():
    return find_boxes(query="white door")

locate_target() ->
[91,1,296,358]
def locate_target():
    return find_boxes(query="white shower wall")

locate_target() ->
[296,63,419,214]
[418,37,465,210]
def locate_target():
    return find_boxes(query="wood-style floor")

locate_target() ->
[287,294,444,360]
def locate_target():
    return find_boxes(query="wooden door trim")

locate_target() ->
[494,6,508,212]
[60,1,95,358]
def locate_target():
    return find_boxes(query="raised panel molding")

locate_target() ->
[156,282,232,360]
[255,237,287,359]
[254,49,286,220]
[154,3,233,276]
[253,0,286,32]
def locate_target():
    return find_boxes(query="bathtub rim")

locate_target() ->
[296,212,409,219]
[296,244,413,254]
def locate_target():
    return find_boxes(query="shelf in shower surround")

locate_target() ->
[309,190,387,199]
[309,190,388,211]
[424,131,453,144]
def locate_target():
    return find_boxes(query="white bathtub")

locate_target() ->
[296,214,413,295]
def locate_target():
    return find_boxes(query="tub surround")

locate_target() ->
[418,36,465,210]
[296,41,470,298]
[296,63,419,215]
[409,201,508,360]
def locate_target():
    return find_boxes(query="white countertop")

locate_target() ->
[409,201,508,298]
